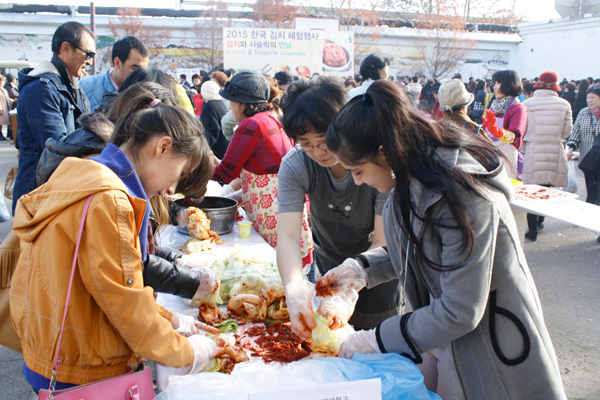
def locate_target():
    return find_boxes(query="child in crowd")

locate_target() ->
[11,85,219,393]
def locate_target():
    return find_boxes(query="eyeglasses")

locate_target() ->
[591,84,600,90]
[295,142,328,153]
[70,43,96,60]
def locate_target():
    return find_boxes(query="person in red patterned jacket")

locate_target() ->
[213,71,313,264]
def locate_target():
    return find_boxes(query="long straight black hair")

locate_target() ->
[326,80,503,270]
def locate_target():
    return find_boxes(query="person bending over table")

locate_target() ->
[276,77,401,338]
[317,80,566,400]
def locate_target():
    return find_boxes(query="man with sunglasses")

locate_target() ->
[13,21,94,212]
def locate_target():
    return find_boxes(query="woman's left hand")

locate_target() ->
[316,289,359,330]
[338,328,381,359]
[171,312,210,336]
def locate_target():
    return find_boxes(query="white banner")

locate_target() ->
[223,27,354,77]
[248,378,382,400]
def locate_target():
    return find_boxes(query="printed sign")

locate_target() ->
[247,378,382,400]
[223,27,354,77]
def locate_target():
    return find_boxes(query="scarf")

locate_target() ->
[591,107,600,121]
[490,96,517,116]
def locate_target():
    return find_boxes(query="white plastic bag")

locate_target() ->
[565,159,578,194]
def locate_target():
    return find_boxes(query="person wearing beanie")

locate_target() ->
[521,71,573,241]
[213,71,313,265]
[438,79,489,142]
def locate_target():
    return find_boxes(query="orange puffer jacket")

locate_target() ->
[10,157,193,385]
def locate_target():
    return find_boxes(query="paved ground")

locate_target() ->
[0,140,598,399]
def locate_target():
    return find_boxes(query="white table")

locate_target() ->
[510,187,600,245]
[155,222,276,391]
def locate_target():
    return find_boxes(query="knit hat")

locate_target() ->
[219,71,269,104]
[438,79,474,111]
[201,80,222,101]
[534,71,561,92]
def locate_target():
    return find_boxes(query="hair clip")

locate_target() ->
[149,99,161,108]
[362,94,367,102]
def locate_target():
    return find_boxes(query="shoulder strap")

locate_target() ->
[51,195,94,379]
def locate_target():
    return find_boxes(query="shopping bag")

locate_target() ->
[4,167,17,200]
[565,159,578,194]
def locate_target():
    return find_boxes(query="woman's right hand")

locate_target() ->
[566,147,574,161]
[284,278,316,339]
[315,258,367,297]
[188,334,218,373]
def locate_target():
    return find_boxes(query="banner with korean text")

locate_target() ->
[223,27,354,77]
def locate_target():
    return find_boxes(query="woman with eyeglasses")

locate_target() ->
[567,84,600,208]
[276,77,401,339]
[213,71,313,264]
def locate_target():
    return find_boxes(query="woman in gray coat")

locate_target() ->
[318,80,566,400]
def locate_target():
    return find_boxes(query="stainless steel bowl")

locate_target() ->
[177,196,238,235]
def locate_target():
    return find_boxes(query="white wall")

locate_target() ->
[517,15,600,81]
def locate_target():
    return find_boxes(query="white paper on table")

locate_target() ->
[248,378,382,400]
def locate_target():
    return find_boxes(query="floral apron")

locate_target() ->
[240,121,314,266]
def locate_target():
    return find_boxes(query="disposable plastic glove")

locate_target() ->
[193,266,219,299]
[284,278,316,339]
[338,328,381,359]
[316,288,359,330]
[188,334,218,373]
[315,258,367,297]
[171,312,209,337]
[156,334,217,384]
[176,208,189,229]
[176,254,211,270]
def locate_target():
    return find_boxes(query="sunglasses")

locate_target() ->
[71,43,96,60]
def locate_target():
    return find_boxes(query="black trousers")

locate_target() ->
[526,184,550,234]
[583,169,600,205]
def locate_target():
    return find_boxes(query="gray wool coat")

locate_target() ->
[360,147,566,400]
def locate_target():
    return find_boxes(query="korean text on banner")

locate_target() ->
[223,27,354,77]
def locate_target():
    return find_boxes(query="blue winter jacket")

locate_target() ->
[14,56,89,212]
[80,69,117,111]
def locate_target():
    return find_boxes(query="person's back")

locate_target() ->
[522,72,572,187]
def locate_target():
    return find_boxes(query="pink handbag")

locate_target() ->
[38,195,155,400]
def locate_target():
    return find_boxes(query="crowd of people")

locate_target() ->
[3,19,599,399]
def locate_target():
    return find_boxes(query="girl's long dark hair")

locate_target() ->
[326,80,502,270]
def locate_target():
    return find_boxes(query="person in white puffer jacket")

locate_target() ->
[522,71,573,241]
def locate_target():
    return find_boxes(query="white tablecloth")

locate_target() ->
[510,185,600,244]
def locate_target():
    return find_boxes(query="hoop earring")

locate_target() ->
[390,169,396,179]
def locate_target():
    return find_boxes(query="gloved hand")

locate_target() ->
[481,110,503,138]
[338,328,381,359]
[171,312,209,337]
[316,288,359,330]
[284,278,316,339]
[176,254,212,270]
[176,208,189,229]
[193,266,219,299]
[155,334,217,386]
[188,334,218,373]
[315,258,367,297]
